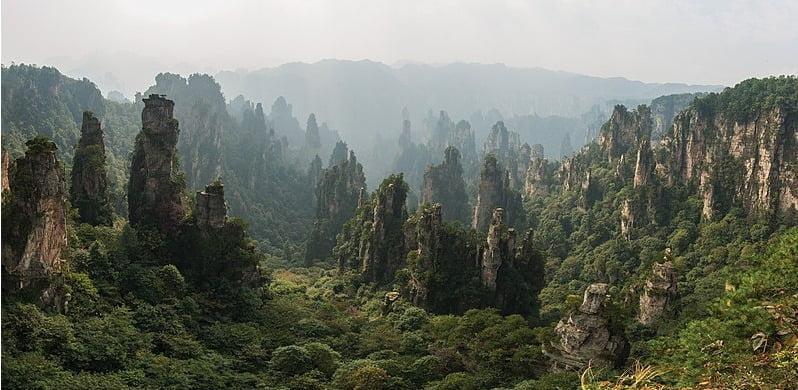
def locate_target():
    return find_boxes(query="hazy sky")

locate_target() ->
[3,0,797,89]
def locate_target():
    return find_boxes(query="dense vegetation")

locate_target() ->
[1,67,796,389]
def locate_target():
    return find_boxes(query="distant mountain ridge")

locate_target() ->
[216,59,723,149]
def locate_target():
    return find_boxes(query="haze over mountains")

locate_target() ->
[45,58,721,170]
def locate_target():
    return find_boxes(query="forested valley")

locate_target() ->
[2,63,797,389]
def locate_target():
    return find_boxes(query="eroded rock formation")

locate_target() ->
[472,155,524,232]
[2,137,67,288]
[599,105,653,162]
[195,180,227,229]
[663,101,797,220]
[2,150,11,192]
[481,208,513,291]
[523,156,550,198]
[306,150,366,265]
[420,146,470,224]
[336,175,408,284]
[363,176,408,283]
[546,283,628,370]
[407,204,544,316]
[638,260,678,326]
[128,94,186,233]
[70,111,113,226]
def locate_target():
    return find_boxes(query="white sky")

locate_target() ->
[2,0,797,86]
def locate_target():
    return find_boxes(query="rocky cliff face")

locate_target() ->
[70,111,113,226]
[663,103,797,220]
[420,146,470,224]
[2,150,11,192]
[362,176,409,283]
[599,105,653,162]
[306,150,366,264]
[128,94,186,233]
[523,156,550,198]
[144,73,226,190]
[638,260,678,326]
[481,208,513,291]
[2,137,67,288]
[336,175,408,284]
[472,155,524,232]
[195,181,227,229]
[650,93,702,140]
[633,139,653,189]
[546,283,628,370]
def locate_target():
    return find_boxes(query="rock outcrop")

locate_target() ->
[195,180,227,229]
[306,150,366,265]
[2,150,11,192]
[481,208,514,291]
[362,176,408,283]
[472,155,525,232]
[650,93,701,140]
[523,156,550,198]
[407,203,544,316]
[2,137,67,288]
[328,141,349,167]
[336,175,408,284]
[70,111,113,226]
[598,105,653,162]
[638,260,678,326]
[633,139,653,188]
[420,146,470,224]
[663,92,797,219]
[144,73,226,189]
[546,283,628,370]
[128,94,186,233]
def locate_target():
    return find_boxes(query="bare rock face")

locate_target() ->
[633,139,653,189]
[481,208,514,291]
[420,146,470,224]
[650,93,701,140]
[306,150,366,265]
[2,150,11,192]
[664,104,797,220]
[70,111,113,226]
[2,137,67,288]
[546,283,628,370]
[523,156,550,198]
[638,261,678,326]
[128,94,186,233]
[598,105,653,162]
[619,198,635,240]
[472,155,524,232]
[195,180,227,229]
